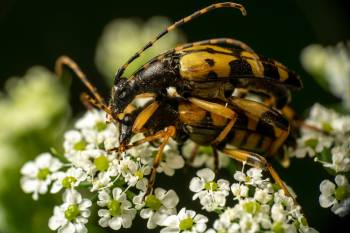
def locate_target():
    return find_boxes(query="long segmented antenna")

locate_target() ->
[114,2,247,80]
[55,55,106,106]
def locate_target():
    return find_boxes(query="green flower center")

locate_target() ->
[335,186,349,201]
[243,201,261,214]
[272,222,284,233]
[204,181,218,191]
[304,138,318,149]
[179,217,193,231]
[134,170,144,179]
[108,200,121,216]
[37,168,50,180]
[322,122,333,133]
[64,204,80,221]
[145,195,162,211]
[94,155,109,172]
[73,140,87,151]
[62,176,77,188]
[95,121,107,132]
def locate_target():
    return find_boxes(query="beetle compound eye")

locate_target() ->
[123,114,132,125]
[119,91,127,99]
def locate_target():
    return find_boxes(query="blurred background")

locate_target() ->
[0,0,349,232]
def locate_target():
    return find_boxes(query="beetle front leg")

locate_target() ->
[146,126,177,196]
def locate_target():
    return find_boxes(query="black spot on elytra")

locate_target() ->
[207,71,218,79]
[262,58,279,79]
[229,59,253,76]
[205,47,216,54]
[205,58,215,67]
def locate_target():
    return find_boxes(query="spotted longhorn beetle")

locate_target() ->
[55,2,303,198]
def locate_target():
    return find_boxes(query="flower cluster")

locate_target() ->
[286,103,350,216]
[20,109,319,233]
[20,110,185,232]
[189,168,317,233]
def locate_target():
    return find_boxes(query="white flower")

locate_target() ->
[319,175,350,216]
[63,130,91,154]
[75,110,119,149]
[189,168,229,211]
[231,183,249,199]
[134,188,179,229]
[323,143,350,173]
[157,141,185,176]
[161,208,208,233]
[118,156,150,190]
[20,152,62,200]
[51,167,87,193]
[48,189,91,233]
[233,168,265,187]
[97,187,136,230]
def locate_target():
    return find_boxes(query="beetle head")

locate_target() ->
[110,77,134,115]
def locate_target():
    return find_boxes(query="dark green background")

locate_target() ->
[0,0,350,232]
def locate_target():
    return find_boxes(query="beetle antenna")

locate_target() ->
[114,2,247,80]
[55,55,106,106]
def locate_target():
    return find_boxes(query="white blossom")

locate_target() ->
[97,187,136,230]
[134,188,179,229]
[157,141,185,176]
[20,152,62,200]
[51,167,87,193]
[189,168,229,211]
[161,208,208,233]
[48,189,91,233]
[319,175,350,217]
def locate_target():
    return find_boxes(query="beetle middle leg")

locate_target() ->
[188,97,238,145]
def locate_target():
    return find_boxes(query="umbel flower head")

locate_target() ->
[20,110,318,233]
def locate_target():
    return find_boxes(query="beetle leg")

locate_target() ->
[222,148,295,201]
[146,126,177,196]
[108,126,174,153]
[213,148,219,173]
[188,97,236,119]
[80,93,118,121]
[55,56,106,106]
[115,2,246,80]
[188,97,238,145]
[132,101,159,132]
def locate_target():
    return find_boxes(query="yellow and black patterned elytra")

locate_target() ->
[119,96,290,156]
[111,43,302,115]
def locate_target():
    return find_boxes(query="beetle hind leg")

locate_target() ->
[222,148,295,202]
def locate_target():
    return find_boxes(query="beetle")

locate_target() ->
[108,2,302,118]
[56,2,302,126]
[54,2,302,198]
